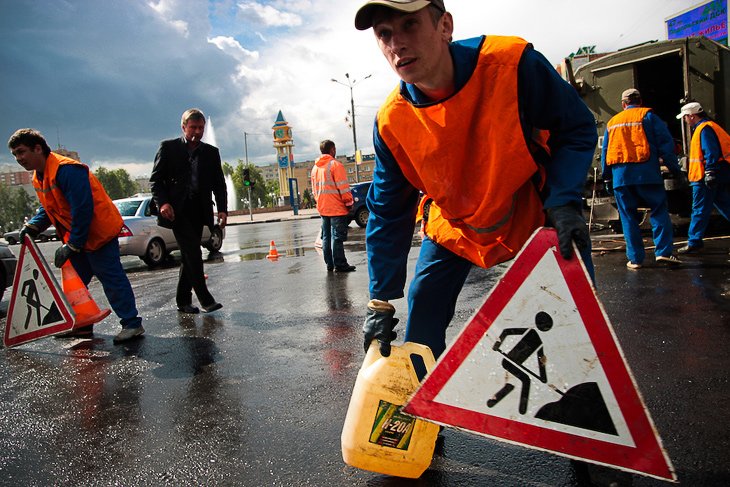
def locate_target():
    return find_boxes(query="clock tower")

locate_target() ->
[272,110,295,204]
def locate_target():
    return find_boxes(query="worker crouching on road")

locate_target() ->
[8,128,144,343]
[354,0,596,361]
[676,102,730,254]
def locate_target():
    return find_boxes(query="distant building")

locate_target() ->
[54,147,81,162]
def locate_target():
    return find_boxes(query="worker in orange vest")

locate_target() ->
[355,0,595,361]
[311,140,355,272]
[676,101,730,253]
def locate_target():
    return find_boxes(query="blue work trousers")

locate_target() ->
[320,215,350,268]
[687,182,730,247]
[614,184,674,264]
[69,237,142,329]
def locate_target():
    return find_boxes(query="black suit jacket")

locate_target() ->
[150,136,227,229]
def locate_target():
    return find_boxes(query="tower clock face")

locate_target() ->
[275,128,285,139]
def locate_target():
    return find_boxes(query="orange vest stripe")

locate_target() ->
[605,107,652,164]
[377,36,545,268]
[33,153,123,251]
[688,121,730,182]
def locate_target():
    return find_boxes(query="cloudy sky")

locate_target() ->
[0,0,699,177]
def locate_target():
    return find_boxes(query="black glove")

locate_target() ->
[363,300,398,357]
[54,244,80,268]
[705,170,717,189]
[19,224,40,243]
[546,204,590,260]
[604,179,614,196]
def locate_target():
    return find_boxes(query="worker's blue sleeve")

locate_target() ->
[366,124,420,300]
[701,125,722,173]
[519,47,597,209]
[646,111,681,174]
[27,205,52,231]
[55,165,94,248]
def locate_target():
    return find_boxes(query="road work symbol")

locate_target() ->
[488,311,553,414]
[20,269,63,330]
[404,228,676,482]
[5,238,74,347]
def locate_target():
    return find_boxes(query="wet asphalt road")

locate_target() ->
[0,218,728,486]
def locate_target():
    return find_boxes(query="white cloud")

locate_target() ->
[208,36,259,62]
[237,1,303,27]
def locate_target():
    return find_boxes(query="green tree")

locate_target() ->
[94,167,139,200]
[264,179,280,208]
[0,184,37,233]
[228,160,267,209]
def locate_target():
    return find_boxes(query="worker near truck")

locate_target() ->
[355,0,596,361]
[601,88,683,269]
[676,101,730,254]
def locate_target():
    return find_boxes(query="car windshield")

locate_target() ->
[115,200,143,217]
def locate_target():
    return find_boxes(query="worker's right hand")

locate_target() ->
[160,203,175,221]
[19,224,40,243]
[705,170,717,189]
[363,299,398,357]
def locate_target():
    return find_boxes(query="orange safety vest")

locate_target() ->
[688,120,730,182]
[377,36,545,269]
[310,154,353,216]
[605,107,652,164]
[33,152,123,251]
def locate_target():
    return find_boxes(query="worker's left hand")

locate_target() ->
[217,212,227,228]
[54,244,80,268]
[705,170,717,189]
[546,204,590,260]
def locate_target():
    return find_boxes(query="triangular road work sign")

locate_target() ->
[4,237,74,347]
[404,227,675,481]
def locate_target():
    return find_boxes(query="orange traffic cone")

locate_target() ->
[266,240,279,261]
[61,262,112,327]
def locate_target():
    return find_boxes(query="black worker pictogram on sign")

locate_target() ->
[4,236,74,347]
[403,228,675,482]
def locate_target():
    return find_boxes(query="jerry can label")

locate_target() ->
[369,400,416,450]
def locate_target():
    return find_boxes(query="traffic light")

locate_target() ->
[243,168,251,187]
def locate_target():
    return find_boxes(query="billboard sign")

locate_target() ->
[666,0,728,45]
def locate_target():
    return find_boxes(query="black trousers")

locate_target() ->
[172,197,215,307]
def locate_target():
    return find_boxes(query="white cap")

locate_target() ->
[676,102,703,119]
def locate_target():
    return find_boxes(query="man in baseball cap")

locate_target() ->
[676,101,730,253]
[355,0,445,30]
[601,88,683,269]
[676,101,703,119]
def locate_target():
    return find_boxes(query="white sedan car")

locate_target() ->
[114,194,224,267]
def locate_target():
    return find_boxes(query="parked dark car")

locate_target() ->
[349,181,371,228]
[0,241,17,302]
[3,226,57,245]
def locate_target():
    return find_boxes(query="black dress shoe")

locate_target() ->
[327,266,334,272]
[335,265,356,273]
[177,304,200,314]
[202,302,223,313]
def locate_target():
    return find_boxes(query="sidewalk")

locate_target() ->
[226,208,319,225]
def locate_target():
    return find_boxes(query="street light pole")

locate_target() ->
[331,72,371,183]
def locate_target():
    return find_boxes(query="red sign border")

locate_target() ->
[404,228,675,481]
[4,237,74,347]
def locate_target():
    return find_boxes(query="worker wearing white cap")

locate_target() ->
[676,102,730,253]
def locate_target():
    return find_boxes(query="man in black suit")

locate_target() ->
[150,108,227,314]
